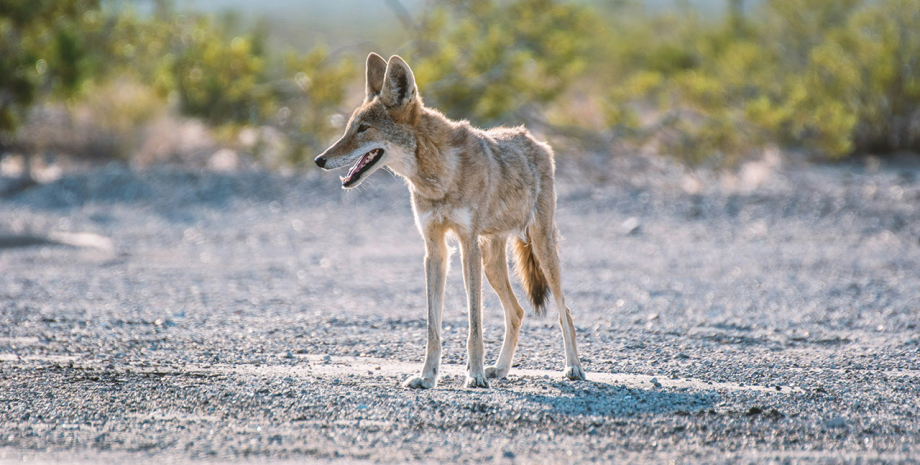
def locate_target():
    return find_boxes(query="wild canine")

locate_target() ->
[315,53,585,388]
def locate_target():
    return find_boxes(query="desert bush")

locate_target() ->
[279,46,357,164]
[602,0,920,162]
[800,0,920,154]
[166,15,269,126]
[408,0,598,126]
[1,0,356,164]
[0,0,99,135]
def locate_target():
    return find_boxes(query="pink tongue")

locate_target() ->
[345,153,370,183]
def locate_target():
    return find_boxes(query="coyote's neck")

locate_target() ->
[399,109,462,200]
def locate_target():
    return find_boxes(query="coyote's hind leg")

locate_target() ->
[528,223,585,381]
[481,235,525,379]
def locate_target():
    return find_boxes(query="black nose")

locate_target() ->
[314,156,326,168]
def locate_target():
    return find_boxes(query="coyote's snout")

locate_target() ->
[316,53,585,389]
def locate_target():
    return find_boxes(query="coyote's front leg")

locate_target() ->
[403,230,447,389]
[460,235,489,388]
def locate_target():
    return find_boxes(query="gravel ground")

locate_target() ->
[1,154,919,464]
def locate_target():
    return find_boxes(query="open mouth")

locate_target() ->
[340,148,384,187]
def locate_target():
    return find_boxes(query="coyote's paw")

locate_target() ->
[403,375,437,389]
[465,373,491,389]
[485,365,510,379]
[564,365,586,381]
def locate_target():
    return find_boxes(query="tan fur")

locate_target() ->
[512,232,550,317]
[316,53,585,389]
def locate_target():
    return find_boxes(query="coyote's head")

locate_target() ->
[315,53,421,188]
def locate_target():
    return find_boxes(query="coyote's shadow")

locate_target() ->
[512,380,718,417]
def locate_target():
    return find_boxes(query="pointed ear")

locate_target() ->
[379,55,417,108]
[365,53,388,101]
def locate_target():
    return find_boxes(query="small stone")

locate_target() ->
[207,148,240,172]
[746,407,763,416]
[766,408,785,420]
[323,355,332,362]
[620,217,641,235]
[503,451,516,459]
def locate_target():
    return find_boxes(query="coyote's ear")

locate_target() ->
[380,55,417,108]
[365,52,387,101]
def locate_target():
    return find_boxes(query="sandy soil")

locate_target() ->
[1,154,919,464]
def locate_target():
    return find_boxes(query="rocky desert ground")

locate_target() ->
[1,153,919,463]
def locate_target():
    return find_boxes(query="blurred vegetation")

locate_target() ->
[0,0,356,164]
[2,0,920,167]
[408,0,597,124]
[602,0,920,163]
[0,0,99,132]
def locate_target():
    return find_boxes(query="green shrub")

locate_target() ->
[279,46,357,164]
[167,17,269,126]
[409,0,598,126]
[805,0,920,154]
[1,0,357,164]
[0,0,99,135]
[602,0,920,162]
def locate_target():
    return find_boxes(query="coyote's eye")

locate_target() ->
[357,123,370,133]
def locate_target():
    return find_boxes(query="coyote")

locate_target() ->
[315,53,585,388]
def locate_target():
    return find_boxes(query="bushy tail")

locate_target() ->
[512,230,550,317]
